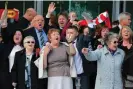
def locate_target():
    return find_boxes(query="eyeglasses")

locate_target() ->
[112,41,118,44]
[25,41,35,44]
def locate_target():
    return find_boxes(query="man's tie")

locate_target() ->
[39,31,45,47]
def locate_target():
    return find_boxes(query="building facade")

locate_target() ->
[0,1,132,25]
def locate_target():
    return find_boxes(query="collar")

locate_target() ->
[118,24,122,30]
[59,27,63,30]
[35,28,43,33]
[103,46,121,55]
[73,39,77,43]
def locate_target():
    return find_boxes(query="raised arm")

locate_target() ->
[42,45,52,69]
[82,48,101,61]
[45,2,56,34]
[67,43,76,56]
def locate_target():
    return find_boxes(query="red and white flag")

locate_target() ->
[79,11,112,28]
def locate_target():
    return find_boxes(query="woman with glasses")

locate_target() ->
[0,30,23,89]
[82,32,125,89]
[11,36,38,89]
[119,26,133,89]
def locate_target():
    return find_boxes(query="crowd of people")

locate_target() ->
[0,2,133,89]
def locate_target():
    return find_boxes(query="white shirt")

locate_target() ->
[9,45,23,72]
[118,24,122,30]
[73,39,84,75]
[88,22,95,28]
[26,53,33,66]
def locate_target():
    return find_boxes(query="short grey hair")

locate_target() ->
[23,36,35,45]
[104,32,119,46]
[118,12,131,22]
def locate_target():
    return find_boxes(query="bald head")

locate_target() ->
[33,15,44,20]
[24,8,37,21]
[26,8,36,14]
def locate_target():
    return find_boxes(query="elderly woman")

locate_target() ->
[82,32,125,89]
[119,26,133,89]
[11,36,38,89]
[42,28,76,89]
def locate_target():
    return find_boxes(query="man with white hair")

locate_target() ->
[24,2,56,49]
[111,12,131,34]
[24,15,48,49]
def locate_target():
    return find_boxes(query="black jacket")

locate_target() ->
[0,42,17,89]
[11,49,38,89]
[16,17,30,30]
[24,27,40,49]
[119,43,133,77]
[77,34,97,75]
[110,26,120,34]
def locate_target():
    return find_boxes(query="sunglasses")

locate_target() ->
[25,41,35,44]
[112,41,118,44]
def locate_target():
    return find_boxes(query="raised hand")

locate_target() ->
[43,45,52,56]
[48,2,56,14]
[97,45,103,49]
[66,34,75,43]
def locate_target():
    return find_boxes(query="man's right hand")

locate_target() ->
[66,34,75,43]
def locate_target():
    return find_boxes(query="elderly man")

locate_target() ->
[24,2,56,48]
[24,15,48,49]
[111,12,131,34]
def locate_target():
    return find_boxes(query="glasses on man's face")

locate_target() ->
[25,41,35,44]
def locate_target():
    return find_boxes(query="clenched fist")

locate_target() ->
[82,48,89,54]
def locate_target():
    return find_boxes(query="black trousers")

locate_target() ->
[73,78,76,89]
[38,78,48,89]
[73,73,96,89]
[125,88,133,89]
[0,72,13,89]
